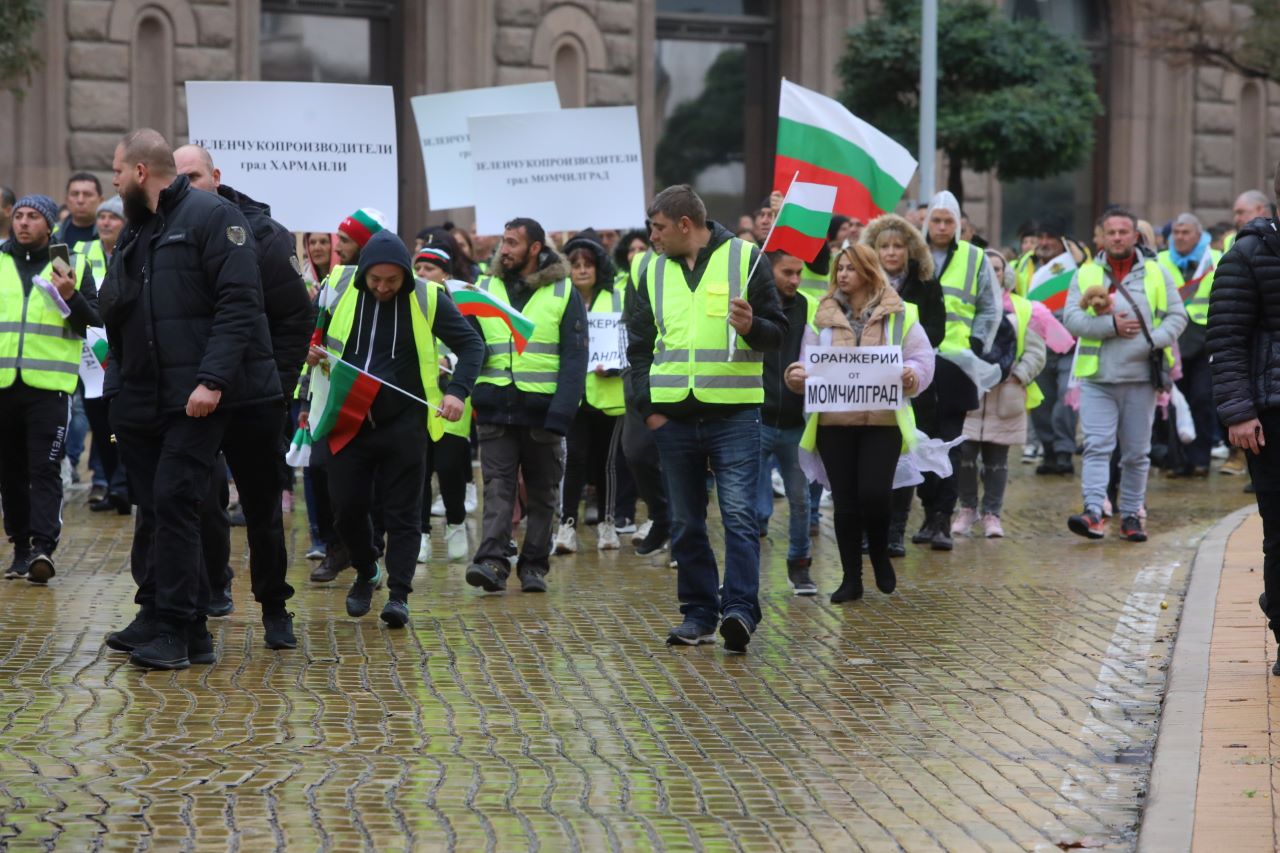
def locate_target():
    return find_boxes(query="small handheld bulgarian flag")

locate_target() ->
[308,356,383,453]
[446,280,536,354]
[763,180,837,263]
[285,425,312,467]
[1027,251,1079,312]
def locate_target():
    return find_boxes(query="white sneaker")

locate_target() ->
[464,482,478,513]
[1021,443,1040,464]
[771,469,785,497]
[1211,442,1230,460]
[553,520,577,554]
[445,523,468,561]
[951,507,978,536]
[615,517,637,535]
[598,520,621,551]
[417,533,431,563]
[631,519,652,545]
[819,488,833,507]
[430,496,446,517]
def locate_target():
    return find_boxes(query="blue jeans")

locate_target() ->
[756,424,811,560]
[653,408,763,631]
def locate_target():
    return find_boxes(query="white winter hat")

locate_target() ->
[925,190,961,226]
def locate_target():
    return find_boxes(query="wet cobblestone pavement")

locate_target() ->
[0,461,1252,851]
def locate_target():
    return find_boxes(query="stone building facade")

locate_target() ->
[2,0,1278,244]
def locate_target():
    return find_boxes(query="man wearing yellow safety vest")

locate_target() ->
[464,217,588,595]
[0,193,100,583]
[627,185,788,654]
[910,191,1002,552]
[305,231,483,627]
[1158,213,1219,476]
[1064,209,1186,542]
[758,250,819,595]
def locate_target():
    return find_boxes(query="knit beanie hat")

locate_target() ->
[96,195,125,221]
[414,246,450,270]
[337,207,387,248]
[13,194,58,231]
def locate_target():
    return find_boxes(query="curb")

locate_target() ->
[1137,505,1255,853]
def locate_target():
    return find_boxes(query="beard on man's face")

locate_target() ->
[500,246,527,272]
[122,183,151,224]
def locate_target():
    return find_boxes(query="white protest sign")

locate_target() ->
[803,345,904,413]
[587,312,625,370]
[80,327,107,399]
[186,81,398,233]
[411,82,561,210]
[469,106,646,235]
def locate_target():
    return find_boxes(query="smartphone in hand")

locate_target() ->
[49,243,71,276]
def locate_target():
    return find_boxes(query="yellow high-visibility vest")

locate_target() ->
[1073,260,1174,378]
[0,251,91,393]
[475,276,571,394]
[938,240,984,354]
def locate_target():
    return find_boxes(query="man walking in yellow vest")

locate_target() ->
[627,185,788,654]
[0,194,100,582]
[1064,209,1186,542]
[464,217,588,595]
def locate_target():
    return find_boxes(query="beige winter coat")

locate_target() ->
[961,315,1047,445]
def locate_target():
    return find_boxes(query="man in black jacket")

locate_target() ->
[758,250,816,595]
[464,218,588,595]
[98,128,282,670]
[1208,165,1280,674]
[173,144,314,647]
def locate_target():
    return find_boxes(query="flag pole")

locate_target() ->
[746,169,800,283]
[322,351,444,414]
[918,0,938,203]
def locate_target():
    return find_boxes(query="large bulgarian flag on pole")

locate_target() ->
[775,79,918,222]
[763,179,837,263]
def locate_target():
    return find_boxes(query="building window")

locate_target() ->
[132,13,174,138]
[654,0,777,224]
[553,38,587,109]
[260,1,398,85]
[1238,82,1265,193]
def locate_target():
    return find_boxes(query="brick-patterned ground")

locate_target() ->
[0,462,1251,850]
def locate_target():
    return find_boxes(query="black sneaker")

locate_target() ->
[380,598,409,628]
[1068,508,1107,539]
[345,563,383,617]
[26,552,55,584]
[106,611,156,652]
[666,619,715,646]
[187,618,216,665]
[519,568,548,593]
[90,492,131,515]
[310,544,350,583]
[635,526,670,556]
[1120,515,1148,542]
[129,626,191,670]
[786,558,817,596]
[465,562,507,592]
[930,516,953,552]
[1273,644,1280,677]
[887,526,906,558]
[262,610,297,649]
[911,517,936,544]
[207,579,234,618]
[1056,452,1075,474]
[5,547,31,580]
[719,613,752,654]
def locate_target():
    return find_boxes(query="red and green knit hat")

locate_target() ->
[337,207,387,247]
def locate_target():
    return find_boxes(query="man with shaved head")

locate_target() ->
[172,143,312,643]
[1227,190,1274,252]
[98,128,282,670]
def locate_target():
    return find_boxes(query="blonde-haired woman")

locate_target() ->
[786,243,935,602]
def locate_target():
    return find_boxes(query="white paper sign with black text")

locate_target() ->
[803,345,904,413]
[469,107,646,235]
[186,81,398,233]
[411,82,561,211]
[587,312,626,371]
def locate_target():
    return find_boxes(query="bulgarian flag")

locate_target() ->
[1027,251,1079,312]
[763,180,837,263]
[86,327,109,367]
[446,280,535,354]
[308,355,382,453]
[774,79,918,223]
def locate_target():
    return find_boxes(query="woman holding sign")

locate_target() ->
[785,243,935,603]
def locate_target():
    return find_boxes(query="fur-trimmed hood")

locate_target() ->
[860,213,935,280]
[486,243,571,288]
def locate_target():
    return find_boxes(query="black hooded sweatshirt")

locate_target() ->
[338,230,484,428]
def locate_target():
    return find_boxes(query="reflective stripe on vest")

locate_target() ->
[1156,248,1219,326]
[475,276,571,393]
[1073,260,1174,378]
[318,265,359,350]
[0,252,90,392]
[1013,250,1035,298]
[81,240,107,283]
[798,256,829,302]
[325,276,446,441]
[1008,293,1044,410]
[938,240,983,354]
[799,303,919,452]
[585,287,625,415]
[647,238,763,405]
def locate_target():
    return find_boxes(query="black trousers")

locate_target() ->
[562,407,624,524]
[84,396,129,499]
[0,384,70,553]
[422,432,471,529]
[201,403,295,611]
[114,407,229,625]
[1175,350,1215,470]
[620,404,669,528]
[328,414,426,599]
[816,425,901,573]
[1255,489,1280,645]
